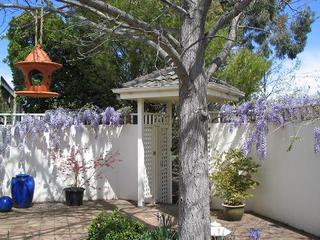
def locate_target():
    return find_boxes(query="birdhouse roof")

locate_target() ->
[23,44,52,63]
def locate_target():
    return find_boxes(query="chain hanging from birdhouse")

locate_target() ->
[34,4,44,46]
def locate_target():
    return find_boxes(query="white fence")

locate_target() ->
[208,121,320,237]
[0,113,45,125]
[0,112,172,204]
[0,125,139,202]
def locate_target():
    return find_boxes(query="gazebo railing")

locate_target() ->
[125,112,169,125]
[0,113,45,126]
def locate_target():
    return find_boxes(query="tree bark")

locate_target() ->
[178,1,211,239]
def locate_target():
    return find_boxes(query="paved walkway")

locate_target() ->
[0,200,318,240]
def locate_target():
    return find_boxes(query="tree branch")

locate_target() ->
[205,0,253,47]
[159,0,188,15]
[77,16,172,63]
[59,0,160,34]
[206,14,241,79]
[0,3,39,11]
[59,0,187,78]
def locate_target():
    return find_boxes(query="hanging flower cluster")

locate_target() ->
[314,128,320,154]
[0,126,11,158]
[1,107,123,162]
[220,96,320,160]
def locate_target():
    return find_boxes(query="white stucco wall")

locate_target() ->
[208,121,320,237]
[0,125,138,202]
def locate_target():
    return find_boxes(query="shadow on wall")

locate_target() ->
[209,123,254,210]
[209,123,253,157]
[0,125,129,202]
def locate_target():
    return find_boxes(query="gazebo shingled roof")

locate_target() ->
[113,67,244,103]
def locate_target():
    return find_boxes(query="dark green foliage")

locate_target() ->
[149,227,177,240]
[87,210,177,240]
[271,7,314,59]
[243,1,314,59]
[87,210,149,240]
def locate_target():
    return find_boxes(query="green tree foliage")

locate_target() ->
[5,12,161,112]
[217,48,271,100]
[242,1,314,59]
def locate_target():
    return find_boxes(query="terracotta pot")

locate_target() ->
[222,203,245,221]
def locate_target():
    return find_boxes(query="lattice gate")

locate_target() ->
[143,114,171,204]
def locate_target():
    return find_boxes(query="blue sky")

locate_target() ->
[0,0,319,93]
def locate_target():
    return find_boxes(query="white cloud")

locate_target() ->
[276,50,320,96]
[293,50,320,95]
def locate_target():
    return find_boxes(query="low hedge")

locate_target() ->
[87,210,177,240]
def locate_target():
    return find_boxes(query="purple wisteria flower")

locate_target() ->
[220,96,320,159]
[8,106,122,161]
[220,104,234,123]
[248,228,260,240]
[102,107,116,125]
[314,127,320,154]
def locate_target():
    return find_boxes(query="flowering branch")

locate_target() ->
[51,145,121,188]
[220,96,320,159]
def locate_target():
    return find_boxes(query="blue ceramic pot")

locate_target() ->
[11,174,35,208]
[0,196,13,212]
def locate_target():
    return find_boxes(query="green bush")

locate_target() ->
[87,210,177,240]
[87,210,150,240]
[210,149,260,206]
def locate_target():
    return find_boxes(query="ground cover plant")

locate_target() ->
[87,210,177,240]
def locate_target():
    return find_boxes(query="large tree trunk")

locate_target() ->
[178,1,211,239]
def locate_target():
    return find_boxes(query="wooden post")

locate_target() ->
[12,92,17,125]
[137,98,145,207]
[167,102,173,204]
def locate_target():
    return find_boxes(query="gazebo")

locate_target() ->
[112,67,244,207]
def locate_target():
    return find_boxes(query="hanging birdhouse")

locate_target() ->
[15,44,62,98]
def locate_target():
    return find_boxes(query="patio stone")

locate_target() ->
[0,200,318,240]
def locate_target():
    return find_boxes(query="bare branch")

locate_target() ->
[0,3,39,11]
[205,0,253,47]
[159,0,188,15]
[206,14,241,79]
[239,25,270,33]
[77,15,172,63]
[59,0,160,34]
[59,0,187,77]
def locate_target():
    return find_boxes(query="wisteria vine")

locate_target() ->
[220,96,320,160]
[0,107,123,162]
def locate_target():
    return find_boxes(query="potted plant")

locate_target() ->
[52,145,119,206]
[210,149,260,221]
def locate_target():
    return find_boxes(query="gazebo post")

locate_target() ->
[137,98,145,207]
[167,102,173,204]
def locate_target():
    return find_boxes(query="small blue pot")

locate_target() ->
[11,173,35,208]
[0,196,13,212]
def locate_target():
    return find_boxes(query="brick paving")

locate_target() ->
[0,200,318,240]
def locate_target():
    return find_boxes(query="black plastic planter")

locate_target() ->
[64,187,85,206]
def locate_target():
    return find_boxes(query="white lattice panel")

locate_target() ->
[143,126,155,199]
[158,126,169,203]
[142,113,171,204]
